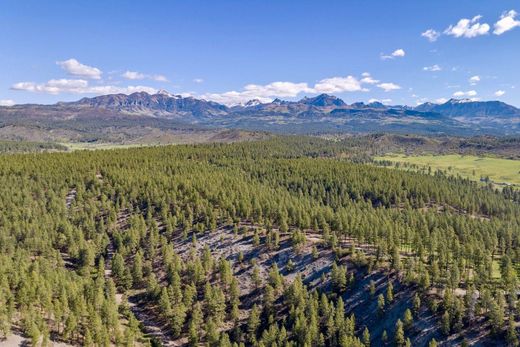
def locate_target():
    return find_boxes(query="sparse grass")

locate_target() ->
[491,259,502,280]
[375,154,520,186]
[61,142,149,151]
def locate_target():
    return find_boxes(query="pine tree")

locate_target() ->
[413,293,421,314]
[159,287,172,318]
[386,281,394,303]
[131,251,144,286]
[369,280,376,297]
[248,304,261,345]
[394,319,405,347]
[507,314,519,347]
[206,318,220,347]
[171,302,187,338]
[441,310,450,336]
[489,300,505,335]
[362,327,370,346]
[219,332,232,347]
[377,294,385,317]
[381,330,388,345]
[403,308,413,331]
[188,302,203,346]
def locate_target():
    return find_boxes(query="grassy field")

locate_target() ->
[61,142,148,151]
[375,154,520,186]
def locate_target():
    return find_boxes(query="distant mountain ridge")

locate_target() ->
[1,92,519,137]
[415,98,520,118]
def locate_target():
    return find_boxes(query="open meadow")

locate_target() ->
[376,154,520,187]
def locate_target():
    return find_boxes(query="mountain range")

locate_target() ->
[1,91,519,143]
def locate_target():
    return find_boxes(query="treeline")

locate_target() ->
[0,140,68,153]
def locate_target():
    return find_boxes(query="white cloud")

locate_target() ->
[360,73,379,84]
[435,98,448,104]
[421,29,440,42]
[122,71,168,82]
[200,81,313,105]
[200,91,272,105]
[377,82,401,92]
[199,74,390,105]
[444,15,490,38]
[244,81,314,97]
[11,79,156,95]
[469,75,480,85]
[193,78,204,83]
[0,99,15,106]
[423,64,442,72]
[392,49,405,57]
[494,10,520,35]
[11,79,88,94]
[453,90,477,97]
[152,75,168,82]
[314,76,367,93]
[381,48,406,60]
[495,90,506,97]
[122,71,146,80]
[56,59,102,79]
[200,74,381,105]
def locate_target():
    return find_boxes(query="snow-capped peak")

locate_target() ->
[244,99,263,107]
[157,89,180,98]
[447,98,474,104]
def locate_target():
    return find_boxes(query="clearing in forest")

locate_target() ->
[376,154,520,187]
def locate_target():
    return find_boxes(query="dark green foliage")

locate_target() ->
[0,137,519,345]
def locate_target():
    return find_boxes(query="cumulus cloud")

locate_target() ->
[200,92,271,105]
[200,81,313,105]
[495,90,506,97]
[11,79,156,95]
[199,74,394,105]
[360,72,379,84]
[392,49,406,57]
[421,29,440,42]
[423,64,442,72]
[494,10,520,35]
[0,99,15,106]
[377,82,401,92]
[314,76,367,93]
[435,98,448,104]
[469,75,480,85]
[122,70,168,82]
[122,71,145,80]
[12,68,400,106]
[453,90,477,97]
[381,49,406,60]
[56,59,102,79]
[245,81,314,97]
[444,15,490,38]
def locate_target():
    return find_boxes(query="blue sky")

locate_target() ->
[1,0,519,106]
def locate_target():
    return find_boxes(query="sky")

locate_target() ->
[1,0,520,107]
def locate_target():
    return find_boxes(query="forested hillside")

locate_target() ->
[1,137,519,346]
